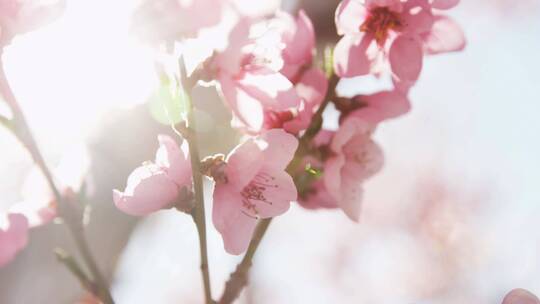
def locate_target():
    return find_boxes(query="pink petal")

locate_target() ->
[335,0,366,35]
[330,116,372,153]
[333,34,375,78]
[225,138,264,190]
[401,0,434,34]
[213,18,252,75]
[338,177,364,221]
[283,67,328,133]
[281,10,315,66]
[295,67,328,109]
[236,67,300,110]
[323,155,345,205]
[350,90,411,124]
[502,289,540,304]
[155,134,192,186]
[248,169,296,218]
[113,164,179,216]
[259,129,299,171]
[430,0,460,10]
[389,35,423,82]
[298,180,339,210]
[219,73,265,133]
[366,0,403,11]
[422,15,466,55]
[212,184,258,255]
[0,213,29,267]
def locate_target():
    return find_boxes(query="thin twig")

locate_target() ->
[55,248,97,294]
[0,54,114,304]
[180,57,214,304]
[219,218,272,304]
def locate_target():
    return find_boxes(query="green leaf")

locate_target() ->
[148,82,190,125]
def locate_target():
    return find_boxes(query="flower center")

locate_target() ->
[360,7,403,46]
[240,173,277,219]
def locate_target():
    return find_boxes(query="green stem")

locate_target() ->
[0,54,114,304]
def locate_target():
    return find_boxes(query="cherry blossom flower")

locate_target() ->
[0,213,29,267]
[113,134,193,216]
[212,129,298,254]
[502,289,540,304]
[212,18,301,134]
[333,0,465,84]
[324,116,383,221]
[0,0,65,47]
[130,0,225,44]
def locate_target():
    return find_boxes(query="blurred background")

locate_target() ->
[1,0,540,303]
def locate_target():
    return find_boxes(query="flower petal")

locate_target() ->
[389,35,423,82]
[502,289,540,304]
[430,0,459,10]
[212,183,258,255]
[259,129,299,171]
[422,15,466,55]
[281,10,315,65]
[334,34,375,78]
[350,90,411,124]
[155,135,192,186]
[225,138,264,190]
[335,0,367,35]
[249,169,296,218]
[113,164,179,216]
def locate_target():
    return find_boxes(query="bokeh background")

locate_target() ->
[1,0,539,303]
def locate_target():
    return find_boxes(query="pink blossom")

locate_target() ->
[0,0,65,47]
[333,0,465,84]
[212,129,298,254]
[502,289,540,304]
[0,213,29,267]
[113,135,192,216]
[324,116,383,221]
[130,0,225,44]
[213,18,302,134]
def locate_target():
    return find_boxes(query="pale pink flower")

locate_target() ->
[324,116,383,221]
[0,0,65,47]
[0,213,29,267]
[346,89,411,125]
[212,129,298,254]
[502,289,540,304]
[113,135,192,216]
[333,0,465,83]
[130,0,225,44]
[213,18,302,134]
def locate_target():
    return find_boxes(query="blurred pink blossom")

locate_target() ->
[0,0,65,47]
[113,135,192,216]
[502,289,540,304]
[324,116,383,221]
[0,213,28,267]
[212,129,298,254]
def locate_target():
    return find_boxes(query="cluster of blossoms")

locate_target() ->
[114,0,466,255]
